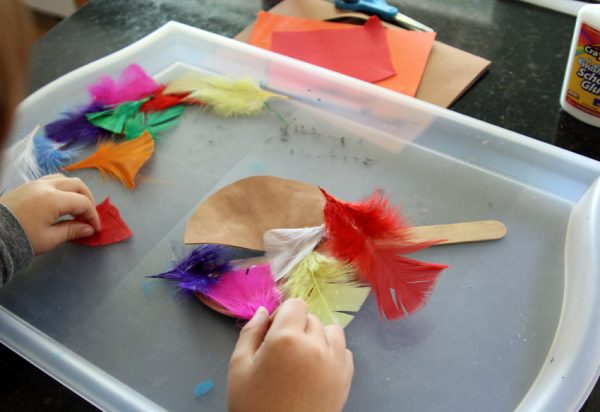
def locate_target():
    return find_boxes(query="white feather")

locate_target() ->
[0,125,42,194]
[264,225,325,281]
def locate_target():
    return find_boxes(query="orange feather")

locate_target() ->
[64,131,155,190]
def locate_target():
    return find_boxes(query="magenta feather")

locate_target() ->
[204,264,282,319]
[88,64,159,105]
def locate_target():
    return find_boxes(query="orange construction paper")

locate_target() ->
[64,131,155,190]
[376,29,436,96]
[271,16,395,83]
[248,11,435,97]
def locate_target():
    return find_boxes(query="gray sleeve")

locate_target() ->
[0,203,34,286]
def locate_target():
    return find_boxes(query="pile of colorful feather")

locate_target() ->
[3,64,503,325]
[148,175,468,328]
[1,64,286,194]
[1,64,286,247]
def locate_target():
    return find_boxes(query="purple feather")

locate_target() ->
[147,244,234,294]
[45,103,108,147]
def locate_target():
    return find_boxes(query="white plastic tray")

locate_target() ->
[1,22,599,412]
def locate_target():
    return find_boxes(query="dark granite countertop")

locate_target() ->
[2,0,599,411]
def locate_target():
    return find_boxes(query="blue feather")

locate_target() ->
[33,134,78,176]
[147,244,234,294]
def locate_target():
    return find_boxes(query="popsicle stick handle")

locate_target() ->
[412,220,507,245]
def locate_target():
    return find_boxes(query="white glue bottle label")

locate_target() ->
[560,4,600,127]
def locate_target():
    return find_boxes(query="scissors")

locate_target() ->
[334,0,434,32]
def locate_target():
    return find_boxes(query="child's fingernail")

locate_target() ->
[79,225,94,237]
[252,306,268,322]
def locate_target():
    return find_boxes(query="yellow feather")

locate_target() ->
[164,73,287,117]
[282,252,370,328]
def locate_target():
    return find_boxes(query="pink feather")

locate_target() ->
[88,64,160,105]
[204,264,282,319]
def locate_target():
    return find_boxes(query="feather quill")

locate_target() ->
[44,102,108,147]
[63,131,155,190]
[0,126,41,193]
[164,73,287,117]
[147,244,234,294]
[33,134,78,176]
[320,188,448,319]
[263,225,324,281]
[88,64,160,105]
[204,263,282,319]
[282,252,370,328]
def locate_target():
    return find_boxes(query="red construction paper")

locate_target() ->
[248,11,354,49]
[270,16,395,83]
[74,197,133,246]
[248,11,436,97]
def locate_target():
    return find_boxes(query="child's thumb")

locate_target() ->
[52,221,95,244]
[231,307,270,360]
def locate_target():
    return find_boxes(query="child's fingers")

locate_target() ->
[49,176,98,211]
[344,349,354,385]
[305,314,327,345]
[48,220,95,245]
[55,191,100,231]
[324,324,346,347]
[324,324,347,361]
[231,307,270,362]
[268,298,308,335]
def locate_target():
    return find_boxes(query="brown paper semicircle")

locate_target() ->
[184,176,325,250]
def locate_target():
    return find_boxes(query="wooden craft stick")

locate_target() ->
[197,221,507,318]
[411,220,507,245]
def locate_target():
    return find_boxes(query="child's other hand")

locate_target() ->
[0,174,101,254]
[228,298,354,412]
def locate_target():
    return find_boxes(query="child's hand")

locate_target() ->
[0,174,101,254]
[228,298,354,412]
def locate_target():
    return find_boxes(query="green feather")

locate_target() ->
[282,252,370,328]
[123,105,185,140]
[164,73,287,117]
[86,99,146,134]
[86,99,185,140]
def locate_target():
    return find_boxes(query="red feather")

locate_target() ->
[140,85,205,112]
[73,197,133,246]
[320,188,448,319]
[140,93,185,112]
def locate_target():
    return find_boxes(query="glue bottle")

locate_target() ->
[560,4,600,127]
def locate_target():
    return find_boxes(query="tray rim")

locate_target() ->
[6,21,600,411]
[19,22,600,174]
[16,21,600,205]
[517,178,600,412]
